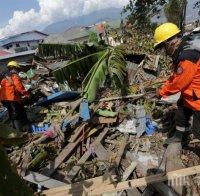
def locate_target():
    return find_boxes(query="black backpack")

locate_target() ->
[183,31,200,52]
[173,32,200,66]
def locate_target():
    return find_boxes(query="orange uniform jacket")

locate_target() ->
[160,57,200,111]
[0,73,29,102]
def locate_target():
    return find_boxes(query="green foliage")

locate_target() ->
[0,145,33,196]
[82,53,108,102]
[122,0,167,32]
[123,26,155,54]
[53,51,106,89]
[38,43,101,59]
[164,0,187,29]
[194,1,200,16]
[53,47,127,102]
[108,46,127,84]
[88,32,99,44]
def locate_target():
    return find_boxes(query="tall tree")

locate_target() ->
[164,0,187,31]
[194,0,200,16]
[122,0,167,32]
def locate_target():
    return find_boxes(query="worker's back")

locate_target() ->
[0,70,27,102]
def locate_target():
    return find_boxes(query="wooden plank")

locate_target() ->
[93,128,109,144]
[118,161,139,196]
[64,151,91,183]
[165,143,183,195]
[68,123,87,143]
[41,136,82,177]
[94,143,109,161]
[122,162,137,181]
[44,175,117,195]
[92,117,117,124]
[44,165,200,195]
[115,134,129,167]
[84,125,104,139]
[90,165,200,195]
[64,129,109,183]
[23,172,66,189]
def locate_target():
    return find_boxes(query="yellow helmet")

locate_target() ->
[154,23,181,47]
[7,61,20,68]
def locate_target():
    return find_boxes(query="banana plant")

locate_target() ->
[52,46,127,102]
[38,43,104,59]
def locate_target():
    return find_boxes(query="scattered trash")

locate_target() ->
[117,119,137,134]
[1,22,199,196]
[146,118,158,136]
[31,123,51,134]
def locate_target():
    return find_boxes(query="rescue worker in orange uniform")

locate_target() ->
[154,23,200,144]
[0,61,29,131]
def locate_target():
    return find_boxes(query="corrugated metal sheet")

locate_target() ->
[0,31,48,46]
[0,50,36,60]
[0,50,12,56]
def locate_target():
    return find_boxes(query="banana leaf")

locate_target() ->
[108,47,127,84]
[38,43,103,59]
[82,52,109,102]
[53,51,106,89]
[53,47,127,102]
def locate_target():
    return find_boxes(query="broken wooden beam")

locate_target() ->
[41,136,82,177]
[23,172,66,189]
[64,128,109,183]
[118,161,138,196]
[165,143,183,195]
[68,123,87,143]
[43,165,200,195]
[115,134,129,167]
[43,174,116,195]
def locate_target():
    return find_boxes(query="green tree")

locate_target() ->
[122,0,167,32]
[88,32,99,44]
[194,0,200,16]
[164,0,187,30]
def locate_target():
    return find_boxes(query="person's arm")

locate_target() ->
[160,60,198,97]
[12,74,29,96]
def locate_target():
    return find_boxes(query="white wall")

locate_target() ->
[3,40,40,53]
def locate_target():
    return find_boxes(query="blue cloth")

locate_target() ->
[146,118,157,136]
[80,99,90,121]
[31,123,51,134]
[36,91,80,106]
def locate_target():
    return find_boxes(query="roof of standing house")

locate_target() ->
[44,20,121,44]
[44,27,92,44]
[0,31,48,47]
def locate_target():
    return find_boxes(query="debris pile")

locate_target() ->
[1,42,200,196]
